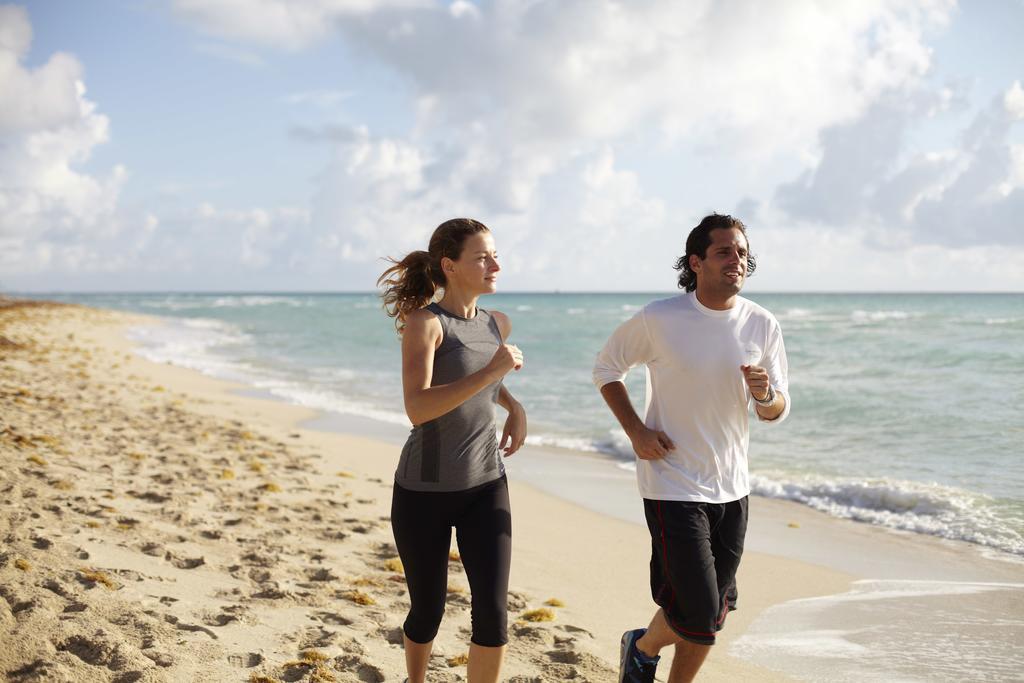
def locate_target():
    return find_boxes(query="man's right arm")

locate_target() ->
[599,381,675,460]
[592,310,675,460]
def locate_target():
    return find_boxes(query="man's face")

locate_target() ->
[689,227,749,295]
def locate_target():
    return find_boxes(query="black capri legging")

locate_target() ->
[391,476,512,647]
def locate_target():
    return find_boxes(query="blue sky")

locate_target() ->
[2,0,1022,292]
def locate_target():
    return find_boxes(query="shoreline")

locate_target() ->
[304,409,1024,576]
[3,300,1022,681]
[111,292,1024,561]
[111,307,855,679]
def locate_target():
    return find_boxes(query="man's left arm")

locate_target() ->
[741,322,791,423]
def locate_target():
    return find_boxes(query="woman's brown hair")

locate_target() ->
[377,218,490,333]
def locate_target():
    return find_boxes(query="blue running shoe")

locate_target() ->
[619,628,659,683]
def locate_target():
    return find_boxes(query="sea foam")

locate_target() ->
[751,472,1024,556]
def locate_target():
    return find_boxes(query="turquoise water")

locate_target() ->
[39,292,1024,556]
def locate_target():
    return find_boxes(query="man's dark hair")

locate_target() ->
[672,213,757,292]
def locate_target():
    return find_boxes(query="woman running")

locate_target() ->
[378,218,527,683]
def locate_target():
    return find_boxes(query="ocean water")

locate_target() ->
[40,292,1024,558]
[731,579,1024,681]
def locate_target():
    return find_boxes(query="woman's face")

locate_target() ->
[445,231,500,294]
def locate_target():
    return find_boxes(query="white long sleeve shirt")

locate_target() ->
[593,292,790,503]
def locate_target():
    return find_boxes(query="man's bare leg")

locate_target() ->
[635,608,681,657]
[635,609,711,682]
[668,640,711,682]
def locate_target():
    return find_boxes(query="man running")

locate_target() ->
[593,213,790,683]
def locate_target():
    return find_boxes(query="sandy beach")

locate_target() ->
[2,299,1022,682]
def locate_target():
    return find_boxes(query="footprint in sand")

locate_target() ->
[541,649,614,679]
[202,611,239,627]
[304,567,338,583]
[127,489,171,504]
[506,591,529,610]
[54,632,151,678]
[376,625,404,645]
[111,568,146,583]
[163,551,204,569]
[251,585,290,600]
[294,626,338,649]
[6,659,76,682]
[247,568,273,583]
[446,591,471,607]
[1,590,36,615]
[545,648,584,664]
[41,578,73,598]
[161,614,218,640]
[334,654,385,683]
[138,542,163,556]
[241,550,279,567]
[510,623,555,646]
[226,652,263,668]
[370,541,397,557]
[203,604,249,627]
[557,624,594,638]
[310,610,353,626]
[143,651,174,668]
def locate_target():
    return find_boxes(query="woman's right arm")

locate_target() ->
[402,309,522,425]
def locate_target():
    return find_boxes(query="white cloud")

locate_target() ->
[172,0,429,51]
[0,5,85,132]
[71,201,317,289]
[773,80,1024,247]
[188,204,311,269]
[329,0,953,157]
[192,0,1002,291]
[448,1,479,21]
[1003,80,1024,120]
[0,5,127,276]
[15,0,1021,292]
[1002,145,1024,197]
[296,125,672,290]
[175,0,958,183]
[747,225,1024,292]
[579,148,664,234]
[306,126,455,264]
[170,0,959,280]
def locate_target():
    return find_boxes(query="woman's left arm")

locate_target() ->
[497,384,527,456]
[492,311,527,456]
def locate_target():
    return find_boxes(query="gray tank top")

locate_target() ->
[395,302,505,492]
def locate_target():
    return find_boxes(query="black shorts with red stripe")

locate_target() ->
[642,496,749,646]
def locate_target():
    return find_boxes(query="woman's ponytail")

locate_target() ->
[377,250,443,333]
[378,218,490,333]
